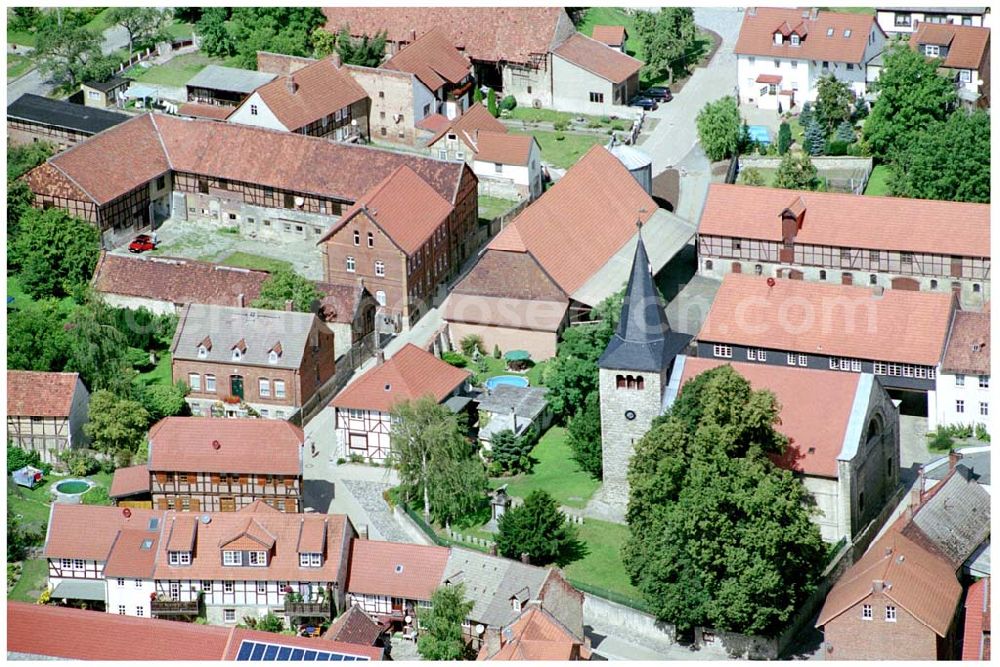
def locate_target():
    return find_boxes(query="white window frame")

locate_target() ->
[375,260,385,277]
[862,604,872,620]
[136,606,144,617]
[797,354,807,367]
[223,551,242,566]
[787,353,796,366]
[232,349,242,362]
[713,344,733,359]
[851,359,862,372]
[956,374,966,386]
[268,350,279,364]
[117,577,126,587]
[257,581,267,594]
[874,362,886,375]
[259,378,271,398]
[274,380,286,399]
[980,402,989,416]
[224,608,237,623]
[885,605,896,622]
[790,35,800,46]
[75,559,86,571]
[189,373,201,392]
[197,346,208,359]
[205,374,216,393]
[959,69,972,83]
[250,104,258,116]
[979,375,989,389]
[925,44,940,57]
[956,400,965,414]
[224,581,235,593]
[118,605,127,615]
[346,256,356,272]
[248,551,267,567]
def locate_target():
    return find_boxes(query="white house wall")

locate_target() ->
[227,92,290,132]
[551,55,621,115]
[336,408,392,462]
[502,59,553,108]
[932,370,992,437]
[876,9,987,34]
[99,293,178,316]
[106,576,155,617]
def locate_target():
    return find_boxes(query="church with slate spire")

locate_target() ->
[597,226,691,511]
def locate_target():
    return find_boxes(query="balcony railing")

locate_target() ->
[285,601,333,619]
[151,599,200,616]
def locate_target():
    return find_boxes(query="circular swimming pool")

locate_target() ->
[55,480,91,494]
[485,375,530,391]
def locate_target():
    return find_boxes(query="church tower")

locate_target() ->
[597,226,690,511]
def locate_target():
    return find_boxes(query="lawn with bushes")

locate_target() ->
[491,427,599,509]
[512,130,604,169]
[563,519,643,604]
[137,352,173,389]
[127,52,227,87]
[864,165,891,196]
[217,251,294,274]
[478,195,520,222]
[8,558,48,603]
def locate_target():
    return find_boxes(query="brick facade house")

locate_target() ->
[170,304,336,420]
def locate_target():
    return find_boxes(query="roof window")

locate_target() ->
[826,27,834,37]
[395,564,404,574]
[844,29,852,38]
[140,539,154,550]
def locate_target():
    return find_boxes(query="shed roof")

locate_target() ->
[552,32,642,83]
[109,464,151,499]
[476,385,550,420]
[941,310,990,375]
[6,93,128,135]
[904,464,991,568]
[185,65,276,94]
[591,25,628,47]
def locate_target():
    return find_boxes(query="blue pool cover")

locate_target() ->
[747,125,772,145]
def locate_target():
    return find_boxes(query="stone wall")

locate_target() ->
[583,594,677,652]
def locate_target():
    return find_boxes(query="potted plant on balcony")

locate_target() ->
[285,591,303,604]
[221,394,241,405]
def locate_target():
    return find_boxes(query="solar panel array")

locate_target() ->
[235,640,371,661]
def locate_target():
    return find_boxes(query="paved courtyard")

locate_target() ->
[113,217,326,280]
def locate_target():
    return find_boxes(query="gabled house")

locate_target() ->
[550,32,642,115]
[383,27,475,120]
[331,343,471,462]
[170,304,336,420]
[317,165,467,328]
[80,76,131,109]
[6,93,127,150]
[591,25,629,53]
[7,371,90,465]
[444,146,695,360]
[228,55,370,142]
[962,578,990,660]
[323,605,390,650]
[931,310,991,438]
[735,7,886,110]
[666,357,900,543]
[876,6,991,35]
[696,183,991,309]
[478,604,589,660]
[910,22,990,107]
[142,417,305,513]
[695,274,955,409]
[184,65,276,108]
[476,384,552,448]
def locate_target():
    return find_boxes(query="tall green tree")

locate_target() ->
[633,7,697,82]
[487,88,498,117]
[624,366,825,635]
[35,23,102,88]
[390,397,488,524]
[8,142,54,182]
[863,42,956,159]
[417,584,474,660]
[888,109,990,203]
[496,490,583,566]
[773,152,818,191]
[488,429,533,475]
[834,119,856,144]
[567,392,602,479]
[7,300,71,373]
[138,382,190,422]
[739,167,766,186]
[226,8,326,69]
[250,269,323,312]
[84,390,151,466]
[335,27,387,67]
[814,74,853,132]
[64,297,135,396]
[11,208,100,300]
[312,26,337,58]
[106,7,170,54]
[803,118,826,156]
[196,7,234,57]
[777,122,792,155]
[696,96,741,161]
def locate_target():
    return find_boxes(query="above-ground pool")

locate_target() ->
[486,375,530,391]
[747,125,772,145]
[55,480,90,494]
[52,478,95,504]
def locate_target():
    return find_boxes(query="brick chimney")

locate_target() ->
[376,351,385,366]
[285,299,294,311]
[331,52,342,68]
[520,552,530,564]
[483,626,502,658]
[287,76,298,94]
[810,7,819,20]
[236,293,245,307]
[949,449,963,472]
[872,580,884,593]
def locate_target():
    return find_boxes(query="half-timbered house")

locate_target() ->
[145,417,304,513]
[7,371,90,465]
[697,184,991,309]
[331,344,470,462]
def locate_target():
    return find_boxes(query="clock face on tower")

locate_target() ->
[624,410,636,421]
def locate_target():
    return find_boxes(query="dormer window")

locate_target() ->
[299,553,322,567]
[512,598,522,612]
[773,33,783,45]
[231,339,246,362]
[223,550,242,566]
[247,551,267,567]
[269,351,279,364]
[790,34,800,46]
[925,44,940,57]
[198,346,208,359]
[168,551,192,566]
[232,348,242,361]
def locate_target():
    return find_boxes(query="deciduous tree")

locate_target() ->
[7,301,71,373]
[773,152,818,191]
[633,7,697,83]
[496,490,584,566]
[84,390,151,466]
[814,74,853,132]
[567,392,602,478]
[738,167,766,186]
[251,269,322,312]
[696,96,741,161]
[35,24,102,88]
[418,584,474,660]
[106,7,170,54]
[624,366,825,635]
[195,7,233,57]
[64,297,135,396]
[11,208,99,299]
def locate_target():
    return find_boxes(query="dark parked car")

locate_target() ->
[643,86,673,102]
[128,234,157,253]
[629,97,658,111]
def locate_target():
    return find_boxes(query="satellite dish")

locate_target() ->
[766,277,776,287]
[122,508,132,518]
[212,440,221,450]
[475,624,485,635]
[404,615,412,624]
[200,514,212,524]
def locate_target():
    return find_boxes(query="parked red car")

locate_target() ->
[128,234,156,253]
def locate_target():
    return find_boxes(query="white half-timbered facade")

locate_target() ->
[336,409,393,462]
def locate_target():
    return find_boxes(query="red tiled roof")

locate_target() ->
[552,32,642,83]
[177,102,234,120]
[697,274,954,366]
[165,514,198,552]
[487,146,657,295]
[429,102,507,145]
[384,27,472,91]
[963,578,991,660]
[451,249,567,302]
[317,165,454,255]
[154,510,350,583]
[699,184,990,258]
[912,23,990,70]
[942,310,990,375]
[322,7,575,65]
[44,504,165,561]
[478,607,581,661]
[817,528,961,637]
[735,7,880,63]
[91,251,270,307]
[324,605,386,646]
[591,24,627,47]
[247,56,368,132]
[416,112,451,133]
[147,417,303,476]
[316,281,368,325]
[103,527,160,578]
[474,131,537,166]
[6,601,232,660]
[679,358,861,478]
[331,343,470,413]
[109,464,150,498]
[756,73,783,84]
[345,538,450,601]
[7,370,82,417]
[34,113,468,207]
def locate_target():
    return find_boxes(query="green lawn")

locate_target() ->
[478,195,520,222]
[7,29,38,48]
[136,352,173,388]
[512,130,604,170]
[507,107,632,131]
[8,558,47,603]
[821,7,875,15]
[127,52,226,87]
[864,165,891,196]
[563,519,643,603]
[165,21,195,40]
[83,8,115,33]
[7,53,35,81]
[6,274,78,316]
[8,471,114,531]
[218,252,293,274]
[491,427,599,509]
